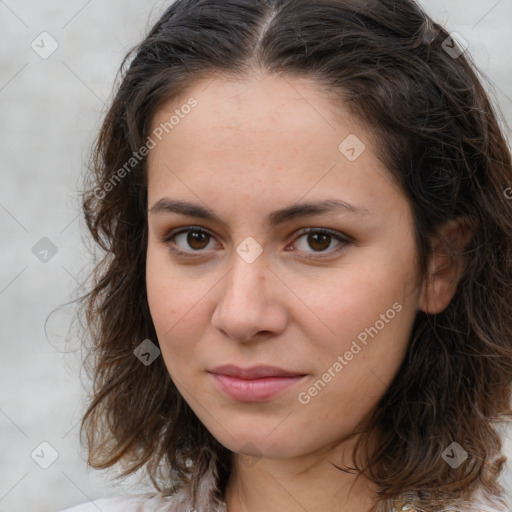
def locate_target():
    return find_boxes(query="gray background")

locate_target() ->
[1,1,511,511]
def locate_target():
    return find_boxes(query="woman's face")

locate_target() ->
[146,73,424,460]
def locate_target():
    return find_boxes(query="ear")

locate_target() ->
[418,216,474,315]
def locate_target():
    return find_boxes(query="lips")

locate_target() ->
[209,364,306,379]
[208,365,308,402]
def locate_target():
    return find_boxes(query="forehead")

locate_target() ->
[145,73,401,215]
[151,72,342,132]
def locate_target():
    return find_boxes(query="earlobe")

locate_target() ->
[418,217,474,315]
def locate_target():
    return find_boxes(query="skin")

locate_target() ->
[145,71,465,512]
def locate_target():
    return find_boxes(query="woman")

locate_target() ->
[60,0,512,510]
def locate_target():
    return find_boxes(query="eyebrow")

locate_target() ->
[149,197,370,227]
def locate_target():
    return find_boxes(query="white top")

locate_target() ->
[57,468,511,512]
[59,496,148,512]
[58,494,511,512]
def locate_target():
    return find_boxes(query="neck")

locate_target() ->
[223,436,380,512]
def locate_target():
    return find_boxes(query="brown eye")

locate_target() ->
[306,232,332,251]
[164,228,217,256]
[186,230,210,250]
[291,228,351,258]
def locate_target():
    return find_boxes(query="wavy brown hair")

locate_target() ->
[77,0,512,510]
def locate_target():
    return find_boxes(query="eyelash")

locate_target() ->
[161,226,352,260]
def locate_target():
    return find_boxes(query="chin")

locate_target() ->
[205,421,310,460]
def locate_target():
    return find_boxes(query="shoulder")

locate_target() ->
[57,469,227,512]
[57,494,185,512]
[462,488,511,512]
[57,488,215,512]
[391,487,511,512]
[58,496,147,512]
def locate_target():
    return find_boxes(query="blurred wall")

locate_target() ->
[1,1,511,511]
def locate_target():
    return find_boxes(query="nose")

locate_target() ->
[210,250,288,343]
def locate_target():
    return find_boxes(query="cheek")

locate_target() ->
[146,246,174,329]
[145,246,204,355]
[146,244,235,384]
[295,262,412,347]
[293,255,418,399]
